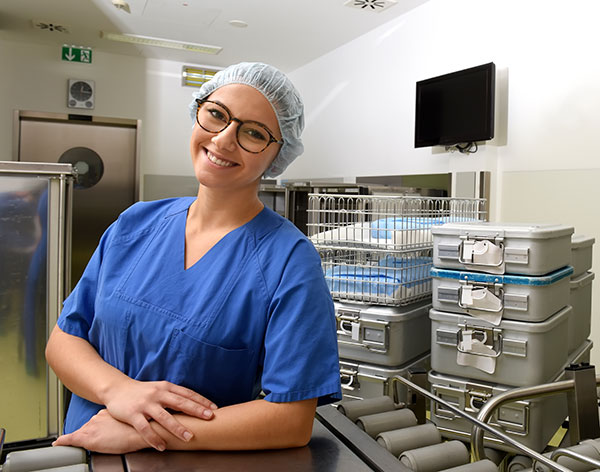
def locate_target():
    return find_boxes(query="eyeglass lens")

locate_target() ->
[197,101,274,153]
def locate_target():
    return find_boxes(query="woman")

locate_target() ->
[46,62,342,454]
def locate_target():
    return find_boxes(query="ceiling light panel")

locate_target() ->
[101,32,222,54]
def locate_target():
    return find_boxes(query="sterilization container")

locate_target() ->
[431,266,573,324]
[432,222,574,275]
[429,306,571,386]
[429,339,593,453]
[569,271,594,354]
[335,300,431,366]
[571,235,595,278]
[339,352,430,404]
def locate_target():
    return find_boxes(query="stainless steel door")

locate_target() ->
[18,115,138,288]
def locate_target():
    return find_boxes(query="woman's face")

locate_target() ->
[190,84,282,192]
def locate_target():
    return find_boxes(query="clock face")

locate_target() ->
[70,81,93,101]
[68,79,95,109]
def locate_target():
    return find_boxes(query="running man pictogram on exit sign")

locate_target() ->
[62,45,92,63]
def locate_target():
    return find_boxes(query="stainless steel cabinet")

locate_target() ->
[0,162,73,446]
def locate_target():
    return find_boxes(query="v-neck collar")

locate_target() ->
[177,198,270,272]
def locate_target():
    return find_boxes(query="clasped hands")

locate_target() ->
[53,379,217,454]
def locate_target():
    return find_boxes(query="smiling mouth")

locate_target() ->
[207,150,236,168]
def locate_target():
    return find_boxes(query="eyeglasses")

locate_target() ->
[195,99,283,154]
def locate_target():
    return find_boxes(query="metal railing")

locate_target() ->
[393,375,578,472]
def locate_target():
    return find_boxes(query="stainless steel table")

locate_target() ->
[91,414,381,472]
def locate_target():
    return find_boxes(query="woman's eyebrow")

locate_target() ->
[212,99,279,137]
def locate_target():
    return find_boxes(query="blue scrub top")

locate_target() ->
[58,197,342,433]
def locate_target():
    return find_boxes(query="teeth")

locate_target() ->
[207,151,234,167]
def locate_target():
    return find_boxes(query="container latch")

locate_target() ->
[458,282,504,325]
[456,325,502,374]
[459,235,505,273]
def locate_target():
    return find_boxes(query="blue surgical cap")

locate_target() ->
[189,62,304,178]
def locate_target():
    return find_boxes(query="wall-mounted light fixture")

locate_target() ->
[181,66,221,87]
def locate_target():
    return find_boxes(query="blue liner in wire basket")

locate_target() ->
[324,256,432,305]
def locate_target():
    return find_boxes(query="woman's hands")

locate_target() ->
[53,409,146,454]
[102,378,218,451]
[46,326,217,451]
[54,398,318,454]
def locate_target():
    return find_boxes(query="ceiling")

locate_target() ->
[0,0,430,72]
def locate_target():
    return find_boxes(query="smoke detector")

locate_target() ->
[344,0,397,12]
[32,20,70,33]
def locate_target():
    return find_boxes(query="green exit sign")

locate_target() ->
[62,45,92,64]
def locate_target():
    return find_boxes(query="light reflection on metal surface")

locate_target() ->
[0,177,49,442]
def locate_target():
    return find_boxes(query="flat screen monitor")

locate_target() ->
[414,62,495,148]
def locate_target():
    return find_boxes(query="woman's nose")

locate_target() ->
[211,122,238,151]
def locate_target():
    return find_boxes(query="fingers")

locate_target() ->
[104,380,218,449]
[162,391,216,420]
[152,407,194,443]
[53,433,74,447]
[166,383,218,411]
[131,415,167,451]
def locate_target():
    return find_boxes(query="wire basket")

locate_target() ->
[308,194,487,306]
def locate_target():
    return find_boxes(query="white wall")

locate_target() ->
[286,0,600,210]
[287,0,600,364]
[0,38,200,185]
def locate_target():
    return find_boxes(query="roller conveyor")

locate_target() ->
[3,363,600,472]
[323,362,600,472]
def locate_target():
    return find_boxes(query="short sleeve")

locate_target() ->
[260,239,342,406]
[57,220,118,340]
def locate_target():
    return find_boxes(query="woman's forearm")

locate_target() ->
[46,324,219,450]
[45,324,130,405]
[151,398,317,450]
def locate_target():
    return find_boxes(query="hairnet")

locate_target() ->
[189,62,304,178]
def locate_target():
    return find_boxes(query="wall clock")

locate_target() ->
[68,79,95,109]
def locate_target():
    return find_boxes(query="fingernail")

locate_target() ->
[210,403,218,410]
[183,431,193,441]
[203,409,213,418]
[156,444,165,452]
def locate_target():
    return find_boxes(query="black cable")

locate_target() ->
[454,142,478,154]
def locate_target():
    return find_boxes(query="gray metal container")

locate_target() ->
[571,235,595,278]
[431,266,572,324]
[339,352,430,403]
[569,271,594,354]
[335,300,431,366]
[432,222,574,276]
[428,339,592,454]
[430,306,571,386]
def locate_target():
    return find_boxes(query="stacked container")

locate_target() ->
[427,222,596,453]
[307,193,486,403]
[569,235,595,356]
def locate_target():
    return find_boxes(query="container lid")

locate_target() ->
[429,305,572,332]
[572,234,596,249]
[428,370,513,391]
[340,349,430,373]
[334,299,431,321]
[431,222,574,239]
[431,265,573,286]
